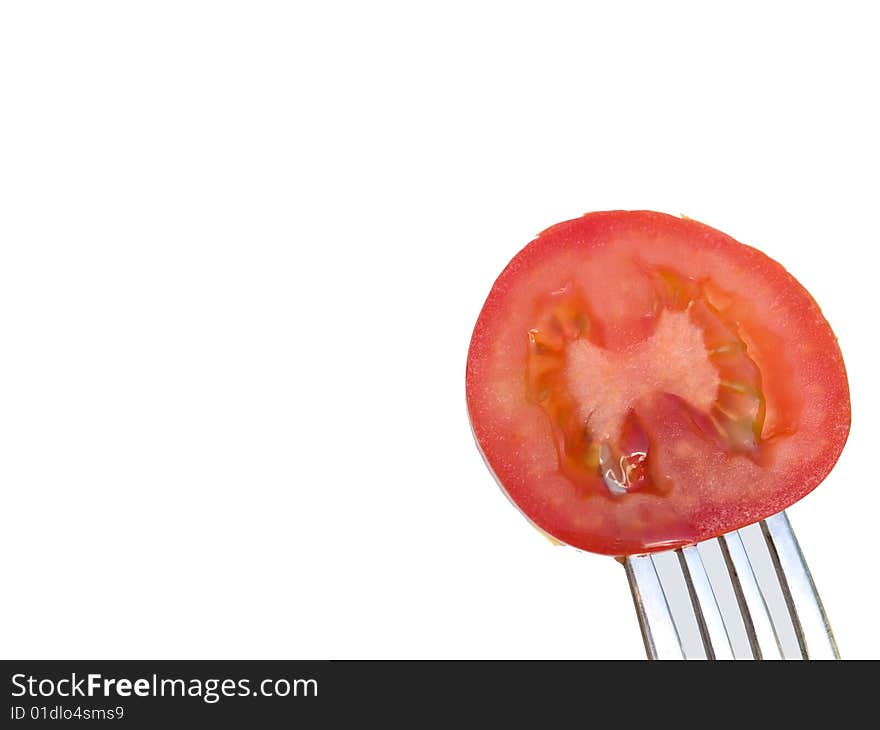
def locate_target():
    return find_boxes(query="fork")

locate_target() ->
[623,510,838,660]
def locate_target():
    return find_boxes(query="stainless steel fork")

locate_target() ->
[624,511,838,660]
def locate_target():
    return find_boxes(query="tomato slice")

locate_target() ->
[466,211,850,556]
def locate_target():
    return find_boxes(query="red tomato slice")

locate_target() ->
[466,211,850,556]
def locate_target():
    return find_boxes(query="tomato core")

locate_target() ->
[525,266,768,501]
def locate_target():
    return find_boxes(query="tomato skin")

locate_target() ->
[466,211,850,556]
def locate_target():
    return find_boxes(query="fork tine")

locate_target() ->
[625,511,837,660]
[718,530,783,659]
[761,512,839,659]
[677,544,735,659]
[624,554,684,659]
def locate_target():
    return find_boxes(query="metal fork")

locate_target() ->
[623,511,838,660]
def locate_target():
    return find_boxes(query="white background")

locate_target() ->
[1,2,877,659]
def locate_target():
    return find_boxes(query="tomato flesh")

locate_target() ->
[466,211,850,555]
